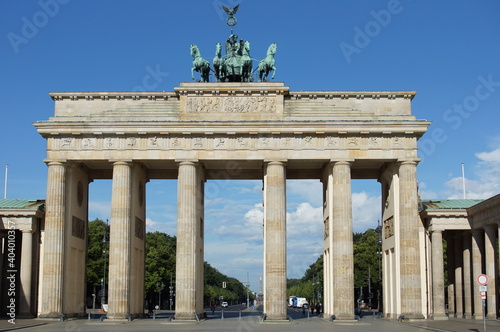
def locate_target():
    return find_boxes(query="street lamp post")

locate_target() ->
[376,219,382,312]
[169,272,174,310]
[312,275,319,305]
[156,282,165,309]
[102,219,109,307]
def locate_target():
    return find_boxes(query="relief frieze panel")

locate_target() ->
[53,134,414,152]
[103,137,117,149]
[82,138,96,149]
[186,96,276,113]
[192,137,205,149]
[60,137,75,149]
[384,216,394,239]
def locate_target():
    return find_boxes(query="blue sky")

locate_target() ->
[1,1,500,293]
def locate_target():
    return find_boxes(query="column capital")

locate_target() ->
[110,160,132,166]
[46,160,66,167]
[431,229,443,235]
[175,160,199,166]
[397,159,421,166]
[264,160,287,166]
[329,159,354,166]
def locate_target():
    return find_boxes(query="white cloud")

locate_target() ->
[351,192,381,233]
[88,200,110,221]
[444,144,500,199]
[287,202,323,238]
[287,179,322,204]
[419,181,438,199]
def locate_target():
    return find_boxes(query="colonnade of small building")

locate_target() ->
[421,195,500,320]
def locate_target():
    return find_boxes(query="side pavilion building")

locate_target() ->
[420,194,500,320]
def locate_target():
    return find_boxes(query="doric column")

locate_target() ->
[19,230,33,316]
[331,161,354,320]
[398,160,424,319]
[431,230,447,319]
[175,161,204,320]
[107,161,132,319]
[484,225,498,318]
[39,161,66,318]
[463,233,473,319]
[446,235,455,316]
[471,229,484,319]
[263,161,287,321]
[454,235,464,317]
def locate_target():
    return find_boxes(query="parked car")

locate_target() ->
[221,301,228,308]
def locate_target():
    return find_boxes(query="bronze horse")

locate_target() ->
[190,44,210,83]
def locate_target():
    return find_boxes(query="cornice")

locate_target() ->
[287,91,416,100]
[49,91,178,101]
[48,90,417,101]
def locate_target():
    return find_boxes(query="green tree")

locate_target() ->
[287,255,324,305]
[86,218,108,286]
[287,228,384,308]
[353,228,382,308]
[353,229,381,288]
[87,225,251,309]
[144,231,177,307]
[203,262,251,306]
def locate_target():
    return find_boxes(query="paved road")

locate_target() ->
[2,308,500,332]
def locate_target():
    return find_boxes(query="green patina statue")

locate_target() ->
[257,43,277,82]
[189,4,277,83]
[190,44,210,83]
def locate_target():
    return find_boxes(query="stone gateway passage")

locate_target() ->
[34,82,430,320]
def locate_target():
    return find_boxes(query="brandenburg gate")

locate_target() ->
[34,82,430,320]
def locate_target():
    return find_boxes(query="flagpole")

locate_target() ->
[461,163,466,199]
[4,164,8,199]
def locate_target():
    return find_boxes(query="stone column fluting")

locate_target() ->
[398,160,424,319]
[471,229,484,319]
[107,161,132,319]
[263,161,287,321]
[454,235,464,317]
[175,161,199,320]
[446,235,455,316]
[331,161,354,320]
[463,233,472,319]
[19,230,33,316]
[431,229,447,319]
[39,161,66,318]
[484,225,498,318]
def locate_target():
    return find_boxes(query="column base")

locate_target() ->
[264,314,288,321]
[332,319,359,324]
[332,315,356,321]
[106,313,131,320]
[38,312,62,319]
[432,315,448,320]
[175,312,205,320]
[399,313,425,321]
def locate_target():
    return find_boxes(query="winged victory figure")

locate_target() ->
[222,4,239,16]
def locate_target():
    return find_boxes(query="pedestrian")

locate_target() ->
[302,304,306,317]
[310,302,314,315]
[147,299,153,316]
[316,302,321,315]
[211,302,216,315]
